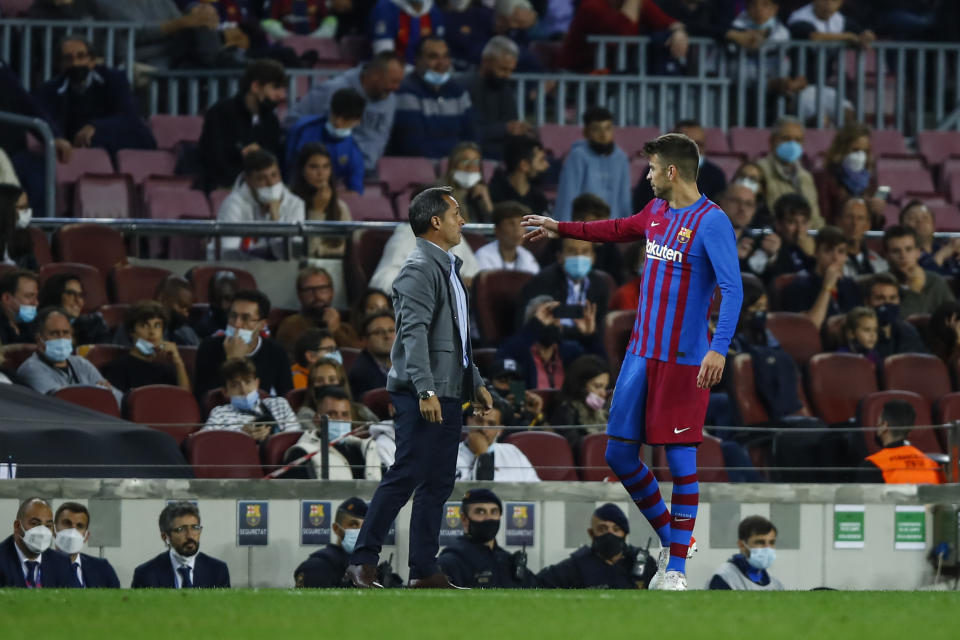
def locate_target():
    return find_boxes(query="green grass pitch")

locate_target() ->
[2,590,958,639]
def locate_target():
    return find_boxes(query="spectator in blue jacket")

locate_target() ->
[286,88,367,194]
[388,37,476,159]
[554,106,631,221]
[370,0,446,64]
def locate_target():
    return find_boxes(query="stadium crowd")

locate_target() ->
[0,0,957,488]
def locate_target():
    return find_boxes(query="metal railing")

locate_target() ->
[0,19,138,89]
[0,110,56,217]
[589,36,960,133]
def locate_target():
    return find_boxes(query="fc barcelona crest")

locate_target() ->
[511,505,528,529]
[445,504,462,528]
[308,503,325,527]
[677,227,692,243]
[246,504,261,526]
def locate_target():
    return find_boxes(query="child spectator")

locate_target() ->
[286,88,366,194]
[103,301,192,394]
[291,328,339,390]
[202,357,301,442]
[837,306,880,365]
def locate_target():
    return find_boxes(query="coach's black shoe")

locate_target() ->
[407,572,468,589]
[345,564,384,588]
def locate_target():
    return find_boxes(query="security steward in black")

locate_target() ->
[295,498,367,588]
[537,503,656,589]
[437,489,536,588]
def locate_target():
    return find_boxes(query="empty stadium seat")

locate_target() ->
[145,187,211,220]
[808,353,878,424]
[578,433,612,481]
[183,430,263,479]
[539,124,582,158]
[916,130,960,167]
[56,149,114,214]
[189,265,257,303]
[262,431,304,470]
[39,263,108,313]
[703,127,731,154]
[803,128,835,162]
[604,310,635,379]
[729,127,769,159]
[126,385,203,445]
[614,127,661,158]
[142,176,195,201]
[652,434,728,482]
[117,149,178,185]
[285,388,308,413]
[473,269,534,343]
[29,227,52,266]
[282,36,350,67]
[84,343,126,371]
[339,191,395,221]
[731,353,811,426]
[871,129,908,157]
[377,156,436,194]
[208,188,231,216]
[53,386,121,418]
[505,431,577,481]
[178,346,197,381]
[110,264,174,304]
[362,387,392,421]
[882,353,951,405]
[857,390,941,455]
[766,312,822,366]
[876,158,936,200]
[149,115,204,150]
[73,173,135,218]
[54,223,128,279]
[709,153,748,181]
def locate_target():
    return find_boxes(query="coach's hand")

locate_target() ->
[697,350,726,389]
[474,385,494,416]
[521,215,560,242]
[420,395,442,423]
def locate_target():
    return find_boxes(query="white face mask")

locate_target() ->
[225,325,255,344]
[452,170,482,189]
[328,420,352,440]
[256,182,284,203]
[340,527,361,553]
[55,528,86,555]
[16,208,32,229]
[746,546,776,570]
[842,150,868,173]
[20,523,53,555]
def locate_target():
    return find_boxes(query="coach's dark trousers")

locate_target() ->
[351,391,463,579]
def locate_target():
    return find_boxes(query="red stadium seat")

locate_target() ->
[98,304,128,331]
[84,343,126,371]
[189,266,257,303]
[803,128,835,163]
[857,390,941,455]
[126,385,203,445]
[709,153,748,182]
[262,431,303,470]
[729,127,769,159]
[56,148,114,215]
[578,433,612,481]
[282,35,350,67]
[340,347,360,373]
[39,263,108,313]
[183,430,264,479]
[769,273,798,310]
[766,312,822,366]
[30,227,52,266]
[377,156,436,194]
[117,149,178,185]
[505,431,577,481]
[614,127,661,158]
[882,353,951,406]
[916,130,960,167]
[876,158,936,201]
[731,353,811,426]
[208,188,231,216]
[807,353,878,424]
[1,343,38,373]
[145,187,211,220]
[177,346,197,381]
[150,115,204,150]
[871,129,908,157]
[339,191,396,221]
[73,174,135,218]
[345,228,394,300]
[362,387,392,421]
[110,264,174,304]
[285,388,308,413]
[54,223,128,279]
[703,127,731,154]
[604,310,635,380]
[473,269,534,343]
[53,386,120,418]
[652,434,728,482]
[539,124,582,158]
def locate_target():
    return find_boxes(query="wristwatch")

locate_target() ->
[418,390,436,400]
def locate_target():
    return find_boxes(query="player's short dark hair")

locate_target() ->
[220,357,257,384]
[409,186,454,236]
[583,106,613,126]
[492,201,531,227]
[0,268,37,298]
[330,88,366,121]
[643,133,700,182]
[232,289,270,320]
[814,225,847,251]
[243,149,278,174]
[738,515,777,542]
[55,501,90,524]
[294,328,333,367]
[773,193,812,223]
[124,300,169,334]
[880,399,916,439]
[241,58,287,93]
[882,224,918,251]
[571,193,610,221]
[504,136,543,173]
[159,500,200,533]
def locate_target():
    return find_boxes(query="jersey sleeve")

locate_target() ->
[702,211,743,356]
[556,200,655,243]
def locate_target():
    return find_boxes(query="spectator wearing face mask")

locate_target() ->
[103,301,192,394]
[497,295,586,390]
[53,502,119,589]
[0,497,79,588]
[0,184,37,271]
[201,357,301,443]
[816,123,886,226]
[836,306,880,365]
[863,273,927,359]
[707,515,783,590]
[555,107,631,222]
[538,503,655,589]
[436,142,494,224]
[755,117,823,229]
[295,497,369,588]
[549,354,610,449]
[437,488,537,588]
[456,397,539,482]
[298,357,379,426]
[0,268,38,346]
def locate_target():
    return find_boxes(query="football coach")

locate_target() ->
[345,186,493,589]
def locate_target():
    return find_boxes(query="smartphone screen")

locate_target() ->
[875,185,891,202]
[508,380,526,409]
[552,304,585,319]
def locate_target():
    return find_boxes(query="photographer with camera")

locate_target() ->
[537,503,656,589]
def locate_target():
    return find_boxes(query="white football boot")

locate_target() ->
[648,536,697,590]
[658,570,688,591]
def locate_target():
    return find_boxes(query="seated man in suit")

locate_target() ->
[295,497,367,588]
[53,501,120,588]
[0,497,78,588]
[132,501,230,589]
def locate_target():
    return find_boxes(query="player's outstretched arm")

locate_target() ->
[521,214,560,242]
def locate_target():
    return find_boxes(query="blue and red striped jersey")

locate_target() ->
[558,195,743,366]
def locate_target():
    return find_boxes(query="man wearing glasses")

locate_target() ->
[132,501,230,589]
[348,310,397,397]
[193,289,293,401]
[276,267,360,356]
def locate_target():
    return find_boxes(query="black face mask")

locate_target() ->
[588,140,615,156]
[591,532,626,561]
[467,518,500,544]
[535,321,560,347]
[66,65,90,85]
[259,97,278,115]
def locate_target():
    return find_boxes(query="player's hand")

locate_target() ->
[419,395,442,423]
[697,350,725,389]
[473,385,494,416]
[521,215,560,242]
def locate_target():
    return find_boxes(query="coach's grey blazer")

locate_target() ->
[386,237,483,400]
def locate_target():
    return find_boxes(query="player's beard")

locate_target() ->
[652,180,672,201]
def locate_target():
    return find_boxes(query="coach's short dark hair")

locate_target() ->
[492,201,531,227]
[504,136,543,173]
[330,88,366,121]
[232,289,271,320]
[583,106,613,126]
[243,149,278,175]
[124,300,169,335]
[814,225,847,252]
[220,357,257,383]
[241,58,287,93]
[643,133,700,182]
[408,186,455,236]
[55,501,90,524]
[773,193,812,223]
[883,224,918,251]
[880,399,916,439]
[159,501,200,533]
[738,515,777,542]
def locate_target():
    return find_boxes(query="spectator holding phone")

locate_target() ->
[549,354,610,450]
[485,358,546,428]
